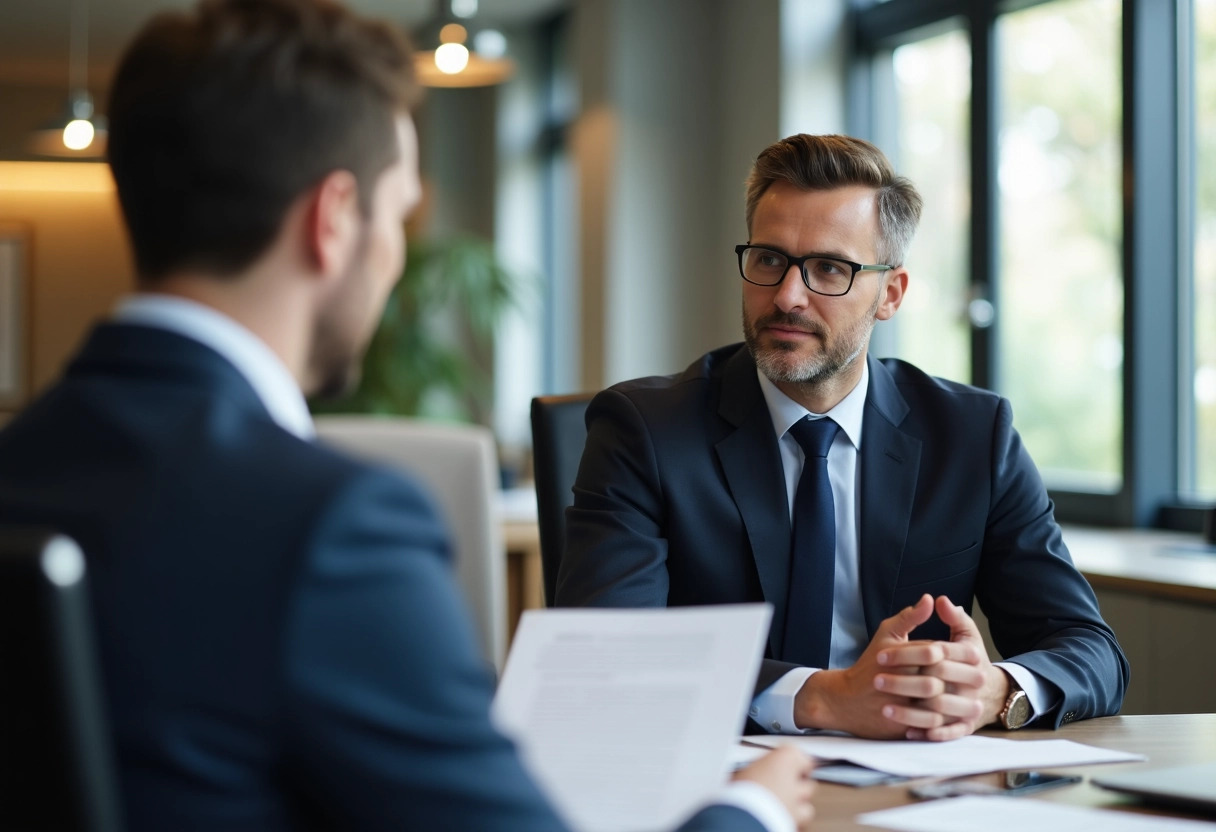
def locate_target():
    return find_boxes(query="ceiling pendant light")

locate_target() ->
[414,0,515,89]
[28,0,107,158]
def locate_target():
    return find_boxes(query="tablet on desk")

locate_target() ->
[1092,761,1216,815]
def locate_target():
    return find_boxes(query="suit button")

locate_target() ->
[771,721,782,732]
[1062,711,1076,723]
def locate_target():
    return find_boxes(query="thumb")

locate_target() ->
[936,596,981,643]
[879,593,934,640]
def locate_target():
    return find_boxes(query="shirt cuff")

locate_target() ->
[750,667,818,734]
[709,780,795,832]
[994,661,1057,724]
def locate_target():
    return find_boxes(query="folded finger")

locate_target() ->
[877,642,945,668]
[874,673,946,699]
[917,692,985,721]
[880,702,954,730]
[917,660,986,688]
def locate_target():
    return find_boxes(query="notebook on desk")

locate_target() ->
[1092,761,1216,815]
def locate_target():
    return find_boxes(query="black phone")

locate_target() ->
[909,770,1082,800]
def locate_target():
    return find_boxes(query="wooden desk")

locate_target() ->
[503,518,543,643]
[811,714,1216,831]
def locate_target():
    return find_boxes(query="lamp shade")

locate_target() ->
[414,49,515,88]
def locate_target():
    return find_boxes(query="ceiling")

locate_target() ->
[0,0,566,86]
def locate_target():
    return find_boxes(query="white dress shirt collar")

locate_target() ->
[112,294,315,440]
[756,359,869,449]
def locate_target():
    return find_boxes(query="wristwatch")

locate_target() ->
[998,684,1031,730]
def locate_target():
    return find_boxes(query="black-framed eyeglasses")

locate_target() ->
[735,244,895,297]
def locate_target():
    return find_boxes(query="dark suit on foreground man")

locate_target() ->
[0,1,814,830]
[558,134,1128,742]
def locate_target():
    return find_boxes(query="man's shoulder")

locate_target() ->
[876,356,1003,409]
[604,343,748,403]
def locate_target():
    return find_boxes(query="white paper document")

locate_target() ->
[857,795,1216,832]
[745,733,1144,778]
[492,605,772,832]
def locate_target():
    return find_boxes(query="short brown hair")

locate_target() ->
[107,0,420,281]
[744,134,923,266]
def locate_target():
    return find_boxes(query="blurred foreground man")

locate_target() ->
[558,134,1128,742]
[0,1,813,829]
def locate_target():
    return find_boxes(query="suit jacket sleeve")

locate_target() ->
[281,468,569,831]
[282,467,765,832]
[976,399,1130,726]
[557,387,673,608]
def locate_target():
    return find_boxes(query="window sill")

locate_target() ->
[1063,524,1216,606]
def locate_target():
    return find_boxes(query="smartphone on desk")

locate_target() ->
[909,770,1081,800]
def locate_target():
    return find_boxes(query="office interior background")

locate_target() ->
[0,0,1213,536]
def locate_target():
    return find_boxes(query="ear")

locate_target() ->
[304,169,361,280]
[875,267,908,321]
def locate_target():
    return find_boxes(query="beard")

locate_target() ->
[742,289,881,386]
[307,232,377,401]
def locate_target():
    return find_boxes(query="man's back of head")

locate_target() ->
[107,0,420,283]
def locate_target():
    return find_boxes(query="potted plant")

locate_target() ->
[312,232,527,424]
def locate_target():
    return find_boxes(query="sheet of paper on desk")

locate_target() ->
[492,605,772,832]
[857,795,1216,832]
[745,733,1144,778]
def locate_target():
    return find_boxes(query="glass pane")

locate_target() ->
[1194,0,1216,498]
[997,0,1122,491]
[886,28,971,383]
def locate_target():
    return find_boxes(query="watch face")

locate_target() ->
[1006,692,1031,729]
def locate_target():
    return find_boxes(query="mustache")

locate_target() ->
[753,312,827,337]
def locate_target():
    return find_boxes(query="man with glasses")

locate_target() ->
[557,134,1128,741]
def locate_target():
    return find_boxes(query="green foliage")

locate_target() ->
[312,234,527,422]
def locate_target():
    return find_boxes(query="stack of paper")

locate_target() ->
[745,733,1144,779]
[493,605,772,832]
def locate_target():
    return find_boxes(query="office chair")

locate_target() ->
[314,416,507,670]
[529,393,595,606]
[0,527,124,832]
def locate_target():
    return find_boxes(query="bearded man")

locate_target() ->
[557,133,1128,742]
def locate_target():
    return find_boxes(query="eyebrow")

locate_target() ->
[747,242,861,263]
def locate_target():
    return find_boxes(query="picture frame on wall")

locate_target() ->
[0,223,30,411]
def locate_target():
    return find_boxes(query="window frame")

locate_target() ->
[849,0,1209,530]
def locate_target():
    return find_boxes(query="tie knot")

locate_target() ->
[788,416,838,459]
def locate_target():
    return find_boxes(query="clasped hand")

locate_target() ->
[793,594,1010,741]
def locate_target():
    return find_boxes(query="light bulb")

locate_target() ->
[63,118,94,150]
[435,42,469,75]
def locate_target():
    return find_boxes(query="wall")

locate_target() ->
[0,162,132,408]
[568,0,849,390]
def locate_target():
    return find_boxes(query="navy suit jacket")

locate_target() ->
[0,324,764,832]
[557,344,1128,728]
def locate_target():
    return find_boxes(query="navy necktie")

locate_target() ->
[781,416,840,668]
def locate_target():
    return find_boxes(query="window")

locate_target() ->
[886,29,971,384]
[854,0,1205,527]
[996,0,1122,491]
[1193,0,1216,499]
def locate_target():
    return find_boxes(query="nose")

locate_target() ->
[772,262,812,312]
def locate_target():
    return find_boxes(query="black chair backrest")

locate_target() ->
[0,528,124,832]
[530,393,594,606]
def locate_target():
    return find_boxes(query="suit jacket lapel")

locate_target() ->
[713,348,792,658]
[858,356,921,637]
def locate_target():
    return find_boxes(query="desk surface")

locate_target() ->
[812,713,1216,831]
